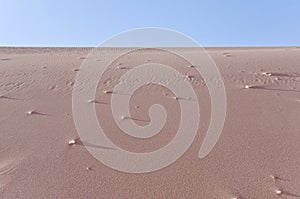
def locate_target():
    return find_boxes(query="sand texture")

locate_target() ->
[0,47,300,198]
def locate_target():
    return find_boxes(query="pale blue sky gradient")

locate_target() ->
[1,0,300,47]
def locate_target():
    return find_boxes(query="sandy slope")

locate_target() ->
[0,47,300,199]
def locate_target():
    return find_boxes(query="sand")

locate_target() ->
[0,47,300,198]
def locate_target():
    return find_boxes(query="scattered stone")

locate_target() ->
[26,111,34,115]
[244,85,252,89]
[261,72,272,76]
[68,139,76,145]
[275,189,283,196]
[103,90,113,94]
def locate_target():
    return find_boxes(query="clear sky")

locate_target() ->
[1,0,300,47]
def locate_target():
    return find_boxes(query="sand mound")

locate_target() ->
[0,47,300,198]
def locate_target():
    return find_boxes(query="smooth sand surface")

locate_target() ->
[0,47,300,198]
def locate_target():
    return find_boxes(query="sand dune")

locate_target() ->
[0,47,300,198]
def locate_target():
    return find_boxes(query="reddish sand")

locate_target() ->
[0,47,300,198]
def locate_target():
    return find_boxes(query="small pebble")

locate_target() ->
[270,175,279,180]
[117,66,128,69]
[73,68,79,72]
[88,99,95,103]
[103,90,113,94]
[121,116,127,120]
[86,167,91,171]
[261,72,272,76]
[275,189,283,196]
[68,139,76,145]
[48,85,56,90]
[185,75,192,80]
[67,81,74,86]
[224,54,232,57]
[244,85,252,89]
[188,65,195,68]
[26,111,33,115]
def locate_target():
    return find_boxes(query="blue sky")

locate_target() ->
[1,0,300,47]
